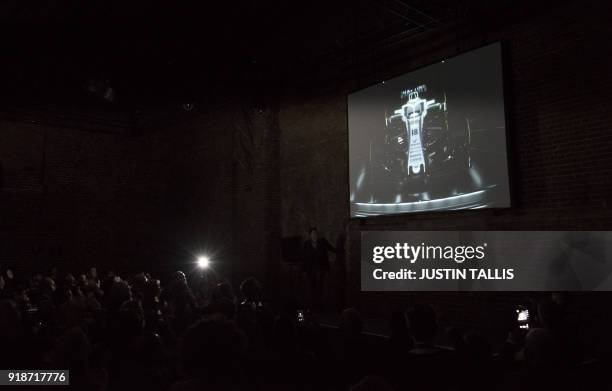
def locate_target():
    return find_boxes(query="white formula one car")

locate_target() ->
[386,90,446,177]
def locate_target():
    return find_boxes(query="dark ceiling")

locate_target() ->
[0,0,557,116]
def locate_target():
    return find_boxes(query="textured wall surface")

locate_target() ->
[0,119,140,272]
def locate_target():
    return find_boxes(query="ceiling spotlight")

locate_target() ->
[197,256,210,269]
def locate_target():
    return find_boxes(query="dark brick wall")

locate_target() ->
[0,102,272,286]
[0,119,141,273]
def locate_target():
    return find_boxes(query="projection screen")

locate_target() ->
[348,42,511,217]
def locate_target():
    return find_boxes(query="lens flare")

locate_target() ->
[197,256,210,269]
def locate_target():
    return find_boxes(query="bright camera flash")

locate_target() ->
[197,256,210,269]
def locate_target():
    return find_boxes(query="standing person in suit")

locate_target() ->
[303,227,336,310]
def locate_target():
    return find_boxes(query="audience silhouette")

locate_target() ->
[0,266,603,390]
